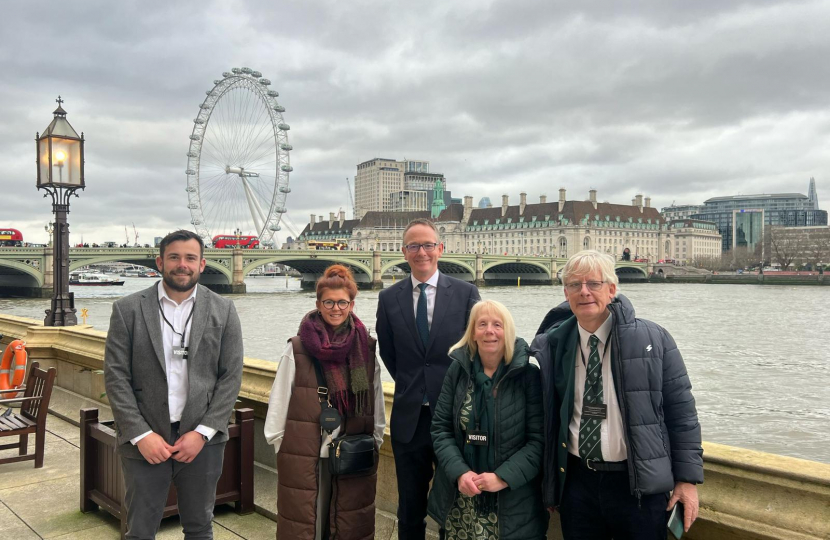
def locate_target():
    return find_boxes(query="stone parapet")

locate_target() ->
[1,314,828,539]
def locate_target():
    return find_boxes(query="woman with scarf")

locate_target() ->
[428,300,547,540]
[265,265,386,540]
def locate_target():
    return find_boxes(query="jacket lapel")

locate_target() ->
[397,278,425,354]
[185,285,211,362]
[426,273,454,354]
[140,284,166,375]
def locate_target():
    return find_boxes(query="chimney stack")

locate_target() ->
[502,194,509,217]
[589,189,597,210]
[519,192,527,215]
[558,188,566,213]
[318,216,323,223]
[644,197,651,208]
[464,195,473,211]
[540,194,547,204]
[635,194,643,213]
[339,210,345,226]
[329,212,335,227]
[310,214,316,228]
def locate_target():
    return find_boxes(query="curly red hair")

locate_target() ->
[316,264,358,300]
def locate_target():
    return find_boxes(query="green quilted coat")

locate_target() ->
[427,338,548,539]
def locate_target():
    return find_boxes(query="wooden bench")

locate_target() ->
[0,362,57,468]
[80,407,255,539]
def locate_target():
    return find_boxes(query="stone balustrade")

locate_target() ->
[1,314,828,539]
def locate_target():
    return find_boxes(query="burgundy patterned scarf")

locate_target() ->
[298,309,372,417]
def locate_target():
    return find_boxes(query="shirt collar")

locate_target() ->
[411,270,440,290]
[577,311,614,349]
[158,280,198,307]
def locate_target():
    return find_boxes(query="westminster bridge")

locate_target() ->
[0,247,648,296]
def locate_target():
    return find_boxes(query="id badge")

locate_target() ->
[466,430,488,446]
[582,403,607,420]
[171,346,188,360]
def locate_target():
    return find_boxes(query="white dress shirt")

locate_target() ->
[567,312,628,462]
[410,270,439,328]
[131,282,216,445]
[264,341,387,457]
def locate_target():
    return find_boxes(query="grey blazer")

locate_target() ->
[104,283,244,459]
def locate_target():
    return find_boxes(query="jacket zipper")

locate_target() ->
[491,364,522,531]
[611,319,642,507]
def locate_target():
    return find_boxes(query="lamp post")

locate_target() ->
[234,227,242,249]
[44,222,54,247]
[36,96,85,326]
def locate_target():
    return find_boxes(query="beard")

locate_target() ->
[162,268,200,293]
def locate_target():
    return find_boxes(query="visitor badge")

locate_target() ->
[466,430,488,446]
[172,346,189,360]
[582,404,607,420]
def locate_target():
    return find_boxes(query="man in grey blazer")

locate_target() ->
[105,230,243,540]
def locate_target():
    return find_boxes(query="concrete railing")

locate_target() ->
[1,314,828,540]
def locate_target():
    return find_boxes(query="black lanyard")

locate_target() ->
[158,298,195,348]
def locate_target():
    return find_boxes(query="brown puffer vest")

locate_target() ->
[277,335,379,540]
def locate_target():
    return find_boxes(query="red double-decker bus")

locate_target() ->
[212,235,260,249]
[0,229,23,247]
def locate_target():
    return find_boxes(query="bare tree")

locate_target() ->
[768,227,805,269]
[692,255,721,272]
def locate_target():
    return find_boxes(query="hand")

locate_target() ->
[170,431,206,463]
[667,481,699,532]
[472,472,508,493]
[457,470,482,497]
[136,433,174,464]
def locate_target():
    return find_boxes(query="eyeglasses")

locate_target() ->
[321,299,351,310]
[564,280,607,293]
[404,242,439,253]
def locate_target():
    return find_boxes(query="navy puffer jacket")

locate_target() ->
[530,294,703,507]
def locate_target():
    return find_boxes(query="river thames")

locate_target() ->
[1,277,828,464]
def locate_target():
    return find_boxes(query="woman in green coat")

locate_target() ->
[428,299,548,539]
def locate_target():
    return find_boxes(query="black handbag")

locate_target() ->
[308,355,376,476]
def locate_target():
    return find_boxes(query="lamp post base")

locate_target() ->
[44,291,77,326]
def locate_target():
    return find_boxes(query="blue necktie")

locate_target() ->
[416,283,430,347]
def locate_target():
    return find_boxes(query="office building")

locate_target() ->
[692,179,826,252]
[669,219,722,264]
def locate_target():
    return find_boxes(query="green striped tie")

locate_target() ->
[578,335,603,462]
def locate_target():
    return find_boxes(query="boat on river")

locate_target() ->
[69,272,126,286]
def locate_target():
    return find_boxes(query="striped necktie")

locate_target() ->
[578,334,603,462]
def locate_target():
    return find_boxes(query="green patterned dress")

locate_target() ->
[443,382,499,540]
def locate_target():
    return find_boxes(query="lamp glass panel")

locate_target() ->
[38,139,51,186]
[50,138,82,186]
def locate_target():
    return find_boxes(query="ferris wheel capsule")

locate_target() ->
[268,90,279,97]
[241,67,252,74]
[259,78,271,85]
[273,105,285,112]
[232,68,241,74]
[279,186,291,193]
[222,72,232,77]
[281,165,293,172]
[280,144,293,151]
[251,70,262,78]
[278,123,290,131]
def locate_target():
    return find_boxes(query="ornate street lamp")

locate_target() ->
[36,96,85,326]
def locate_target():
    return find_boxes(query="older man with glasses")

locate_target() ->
[531,250,703,539]
[376,218,480,539]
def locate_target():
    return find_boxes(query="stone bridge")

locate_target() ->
[0,247,648,296]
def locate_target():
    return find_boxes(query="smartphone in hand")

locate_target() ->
[668,501,685,539]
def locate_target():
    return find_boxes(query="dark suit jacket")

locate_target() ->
[104,283,244,459]
[376,272,480,444]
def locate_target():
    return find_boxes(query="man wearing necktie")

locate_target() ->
[104,230,243,539]
[531,250,703,539]
[376,218,480,539]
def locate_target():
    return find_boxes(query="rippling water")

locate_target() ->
[1,277,828,464]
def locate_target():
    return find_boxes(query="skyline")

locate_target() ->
[1,1,828,244]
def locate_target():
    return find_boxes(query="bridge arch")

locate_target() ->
[68,252,233,285]
[615,265,648,281]
[244,254,374,287]
[0,259,44,287]
[482,259,553,285]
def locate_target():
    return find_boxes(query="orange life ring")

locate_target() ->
[0,340,27,398]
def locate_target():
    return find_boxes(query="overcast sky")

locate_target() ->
[2,0,828,245]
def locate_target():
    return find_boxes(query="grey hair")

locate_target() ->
[561,250,619,291]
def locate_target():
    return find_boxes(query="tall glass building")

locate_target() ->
[692,179,825,252]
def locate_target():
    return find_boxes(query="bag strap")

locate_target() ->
[307,354,330,410]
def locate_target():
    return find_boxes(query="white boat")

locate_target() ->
[69,272,126,286]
